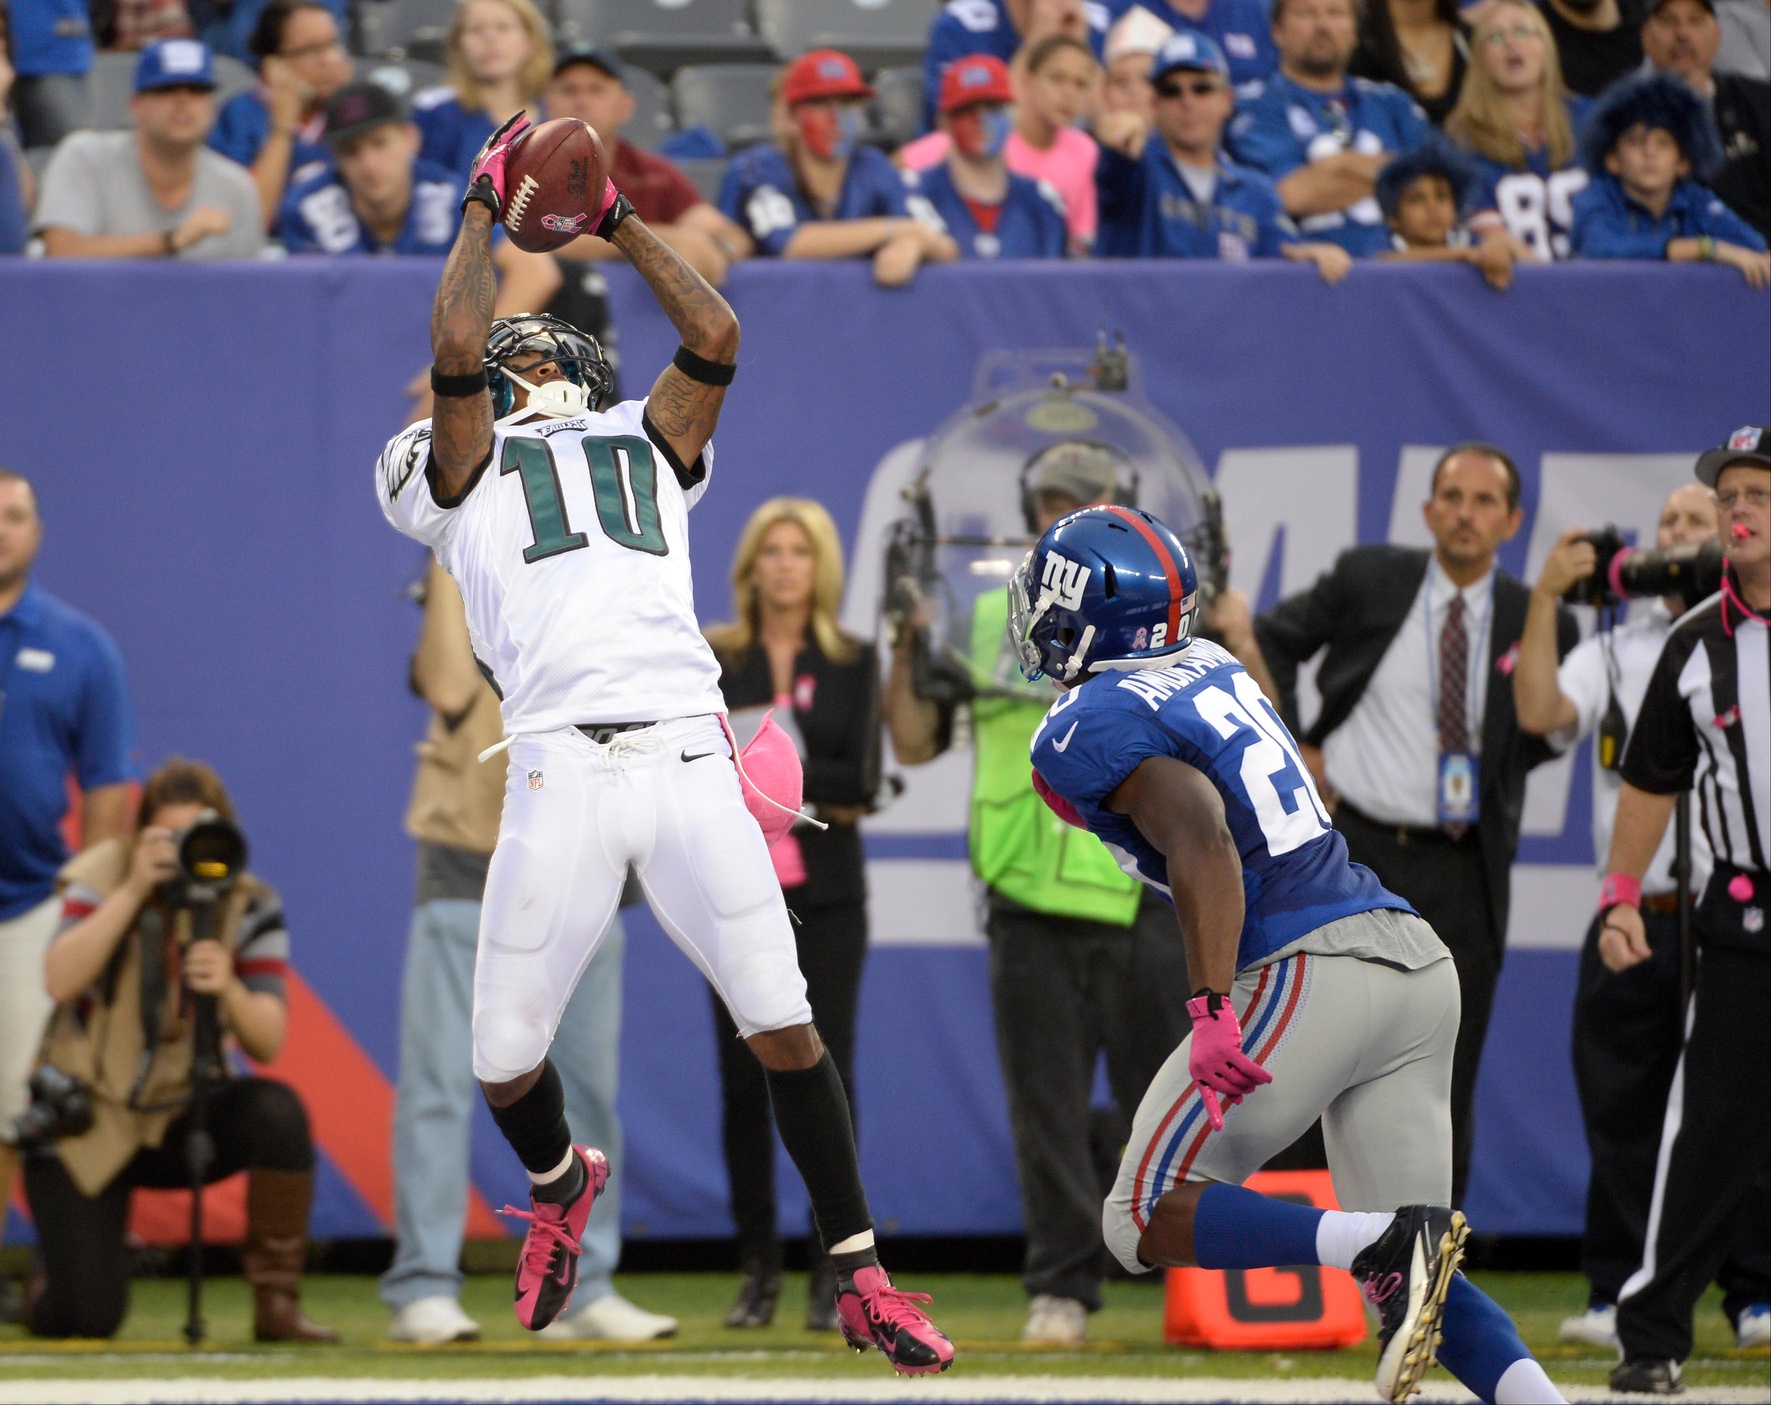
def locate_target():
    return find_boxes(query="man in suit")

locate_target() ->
[1254,443,1577,1204]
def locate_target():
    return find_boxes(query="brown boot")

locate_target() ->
[244,1168,339,1343]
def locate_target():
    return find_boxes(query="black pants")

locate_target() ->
[1335,807,1497,1207]
[987,891,1190,1310]
[24,1076,313,1339]
[710,899,867,1265]
[1618,885,1771,1362]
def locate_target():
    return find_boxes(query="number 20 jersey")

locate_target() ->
[1030,640,1412,971]
[375,399,726,733]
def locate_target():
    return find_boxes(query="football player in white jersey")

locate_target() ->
[375,114,954,1373]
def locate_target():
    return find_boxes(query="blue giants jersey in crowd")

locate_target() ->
[1029,640,1412,971]
[922,0,1109,129]
[412,88,498,179]
[1104,0,1276,87]
[1571,172,1767,258]
[720,143,919,255]
[276,158,466,254]
[1463,96,1591,260]
[907,163,1068,258]
[1227,73,1429,256]
[1096,143,1293,259]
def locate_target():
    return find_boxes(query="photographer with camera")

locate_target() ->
[1515,484,1768,1354]
[18,758,335,1343]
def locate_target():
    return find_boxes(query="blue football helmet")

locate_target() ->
[1009,506,1200,683]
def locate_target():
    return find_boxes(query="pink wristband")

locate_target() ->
[1598,873,1642,912]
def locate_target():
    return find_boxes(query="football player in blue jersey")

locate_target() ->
[720,50,958,285]
[922,0,1109,131]
[1009,507,1564,1405]
[1095,33,1350,277]
[1226,0,1430,257]
[905,55,1070,258]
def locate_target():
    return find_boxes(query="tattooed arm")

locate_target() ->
[610,213,740,471]
[429,204,498,499]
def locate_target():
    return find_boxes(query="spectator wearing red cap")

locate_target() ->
[899,37,1100,249]
[719,49,958,285]
[905,54,1069,256]
[922,0,1109,130]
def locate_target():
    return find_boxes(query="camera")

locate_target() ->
[5,1066,94,1150]
[160,811,248,907]
[1563,528,1726,610]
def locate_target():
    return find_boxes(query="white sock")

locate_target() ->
[528,1147,576,1185]
[1495,1357,1566,1403]
[829,1230,875,1256]
[1314,1210,1395,1271]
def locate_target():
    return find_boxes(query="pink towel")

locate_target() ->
[718,710,805,848]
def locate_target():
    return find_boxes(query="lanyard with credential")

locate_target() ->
[1423,572,1493,747]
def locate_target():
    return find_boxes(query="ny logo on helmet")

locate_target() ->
[1041,553,1090,612]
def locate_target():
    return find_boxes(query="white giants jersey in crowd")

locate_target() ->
[376,398,725,732]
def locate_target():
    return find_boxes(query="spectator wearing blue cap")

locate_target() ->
[1102,0,1277,87]
[5,0,93,148]
[1227,0,1430,256]
[905,54,1070,257]
[34,39,262,258]
[1095,31,1353,276]
[922,0,1109,131]
[1374,145,1519,285]
[209,0,352,227]
[1570,71,1768,282]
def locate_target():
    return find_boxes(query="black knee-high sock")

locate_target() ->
[485,1059,576,1195]
[766,1051,873,1254]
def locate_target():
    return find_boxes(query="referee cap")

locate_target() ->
[1696,426,1771,487]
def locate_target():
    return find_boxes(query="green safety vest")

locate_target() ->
[964,590,1142,925]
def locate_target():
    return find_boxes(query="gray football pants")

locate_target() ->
[1105,948,1459,1274]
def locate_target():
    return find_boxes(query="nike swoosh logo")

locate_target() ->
[1051,721,1079,752]
[681,750,716,763]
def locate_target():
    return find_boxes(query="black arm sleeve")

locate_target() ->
[1619,629,1701,794]
[1253,556,1347,734]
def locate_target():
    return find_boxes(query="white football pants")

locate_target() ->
[472,715,812,1084]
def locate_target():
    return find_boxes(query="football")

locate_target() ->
[499,117,609,253]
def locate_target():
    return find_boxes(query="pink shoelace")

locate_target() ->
[500,1204,581,1278]
[1362,1271,1403,1307]
[859,1281,939,1331]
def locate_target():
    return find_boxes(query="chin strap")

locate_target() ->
[495,367,591,425]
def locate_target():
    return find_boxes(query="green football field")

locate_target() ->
[2,1269,1767,1396]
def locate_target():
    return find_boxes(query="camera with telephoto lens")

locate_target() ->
[1563,528,1727,610]
[160,811,248,908]
[5,1066,94,1150]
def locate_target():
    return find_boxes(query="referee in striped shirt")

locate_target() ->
[1598,426,1771,1395]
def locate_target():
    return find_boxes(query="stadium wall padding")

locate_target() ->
[1,260,1765,1243]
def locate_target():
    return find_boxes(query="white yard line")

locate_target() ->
[0,1378,1764,1404]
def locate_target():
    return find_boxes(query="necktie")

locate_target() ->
[1438,594,1469,754]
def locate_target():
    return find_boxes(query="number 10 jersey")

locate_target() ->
[376,399,726,733]
[1029,639,1412,972]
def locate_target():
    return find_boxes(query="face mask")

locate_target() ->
[951,104,1013,159]
[796,103,862,161]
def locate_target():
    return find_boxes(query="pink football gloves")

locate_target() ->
[462,110,532,218]
[1186,992,1273,1131]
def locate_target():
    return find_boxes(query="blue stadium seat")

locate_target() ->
[352,0,458,62]
[620,65,677,150]
[670,63,776,148]
[754,0,937,72]
[554,0,774,77]
[670,155,731,203]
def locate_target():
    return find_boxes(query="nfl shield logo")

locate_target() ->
[527,770,544,791]
[1729,427,1760,451]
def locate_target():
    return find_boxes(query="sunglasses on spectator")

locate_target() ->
[1156,76,1225,98]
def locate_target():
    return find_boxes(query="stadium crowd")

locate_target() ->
[1,0,1766,278]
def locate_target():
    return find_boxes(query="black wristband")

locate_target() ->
[431,365,490,397]
[1191,988,1227,1014]
[461,174,501,218]
[595,188,636,241]
[673,345,736,386]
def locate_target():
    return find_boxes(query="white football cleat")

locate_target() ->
[540,1290,680,1341]
[1022,1294,1087,1346]
[387,1295,482,1344]
[1557,1304,1619,1350]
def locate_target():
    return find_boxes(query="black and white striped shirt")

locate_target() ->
[1621,590,1771,877]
